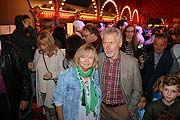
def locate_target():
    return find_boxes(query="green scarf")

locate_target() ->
[76,66,98,116]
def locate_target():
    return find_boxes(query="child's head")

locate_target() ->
[162,74,180,105]
[138,89,150,110]
[176,71,180,79]
[153,75,166,93]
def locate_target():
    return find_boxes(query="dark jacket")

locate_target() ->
[11,15,37,63]
[141,50,173,93]
[143,99,180,120]
[0,38,31,118]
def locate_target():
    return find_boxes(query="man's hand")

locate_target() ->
[19,100,29,111]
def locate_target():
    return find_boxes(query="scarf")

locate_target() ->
[75,66,98,116]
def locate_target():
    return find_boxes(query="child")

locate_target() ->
[157,110,175,120]
[176,71,180,79]
[143,74,180,120]
[152,75,165,101]
[137,89,150,120]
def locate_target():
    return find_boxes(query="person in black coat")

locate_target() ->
[139,34,173,95]
[11,15,37,119]
[11,15,37,64]
[0,37,31,120]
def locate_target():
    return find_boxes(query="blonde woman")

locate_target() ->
[54,44,102,120]
[33,30,64,120]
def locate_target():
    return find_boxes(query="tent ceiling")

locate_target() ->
[29,0,180,19]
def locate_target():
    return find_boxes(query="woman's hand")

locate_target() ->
[43,72,52,80]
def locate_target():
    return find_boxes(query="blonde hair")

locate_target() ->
[73,43,99,69]
[153,75,166,92]
[37,30,58,57]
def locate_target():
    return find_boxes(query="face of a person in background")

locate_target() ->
[82,30,94,43]
[125,26,135,41]
[138,96,147,110]
[122,21,128,29]
[23,18,31,28]
[153,38,167,54]
[162,85,180,105]
[102,32,122,60]
[79,50,95,72]
[38,39,49,53]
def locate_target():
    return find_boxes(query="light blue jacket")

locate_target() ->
[53,67,102,120]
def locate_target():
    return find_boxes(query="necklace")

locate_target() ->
[83,78,90,95]
[75,66,98,116]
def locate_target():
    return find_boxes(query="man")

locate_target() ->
[0,37,31,120]
[12,15,37,64]
[41,18,54,33]
[116,19,128,34]
[140,34,173,94]
[99,27,142,120]
[73,19,85,38]
[170,44,180,73]
[11,14,37,119]
[82,23,103,53]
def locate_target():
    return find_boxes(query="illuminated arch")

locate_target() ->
[132,9,139,23]
[161,18,165,24]
[120,5,131,21]
[59,0,98,15]
[100,0,119,20]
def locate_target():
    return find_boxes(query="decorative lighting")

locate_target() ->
[59,0,97,16]
[91,0,98,16]
[120,5,132,21]
[100,0,119,21]
[51,6,54,10]
[132,9,139,23]
[60,0,66,11]
[49,0,52,4]
[161,18,165,25]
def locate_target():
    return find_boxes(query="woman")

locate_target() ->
[33,30,64,120]
[53,44,102,120]
[121,25,138,58]
[63,34,85,69]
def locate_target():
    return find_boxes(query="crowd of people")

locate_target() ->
[0,14,180,120]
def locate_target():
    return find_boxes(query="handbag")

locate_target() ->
[42,53,58,84]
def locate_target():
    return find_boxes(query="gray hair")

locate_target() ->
[101,27,122,42]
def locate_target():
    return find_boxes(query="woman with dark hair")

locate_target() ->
[63,34,85,69]
[121,25,138,58]
[52,27,67,49]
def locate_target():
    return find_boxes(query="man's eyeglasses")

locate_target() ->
[83,34,90,38]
